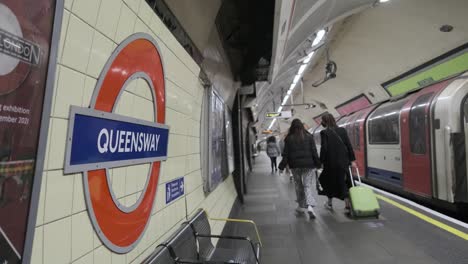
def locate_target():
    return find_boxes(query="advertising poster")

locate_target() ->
[0,0,57,262]
[209,91,225,191]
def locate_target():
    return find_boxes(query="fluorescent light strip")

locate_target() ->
[298,64,307,75]
[293,74,300,84]
[312,29,326,46]
[303,51,314,63]
[268,119,277,130]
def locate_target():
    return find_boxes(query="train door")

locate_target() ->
[366,99,407,187]
[400,91,436,197]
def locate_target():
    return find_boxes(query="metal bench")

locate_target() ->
[142,209,262,264]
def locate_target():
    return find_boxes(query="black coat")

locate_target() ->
[278,133,321,169]
[319,127,356,199]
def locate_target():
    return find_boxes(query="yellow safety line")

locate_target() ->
[376,194,468,241]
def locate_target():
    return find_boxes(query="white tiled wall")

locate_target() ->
[31,1,237,263]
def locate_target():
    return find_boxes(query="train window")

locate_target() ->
[409,93,433,154]
[354,113,363,150]
[368,99,407,144]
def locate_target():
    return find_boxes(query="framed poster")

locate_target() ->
[0,0,62,262]
[208,91,225,191]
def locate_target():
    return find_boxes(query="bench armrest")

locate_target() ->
[205,212,262,247]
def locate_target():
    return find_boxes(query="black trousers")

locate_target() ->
[270,157,277,170]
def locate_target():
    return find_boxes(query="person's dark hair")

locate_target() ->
[287,118,308,140]
[267,136,276,143]
[321,113,337,128]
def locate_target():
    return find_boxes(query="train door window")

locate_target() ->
[368,99,407,144]
[409,93,433,154]
[354,112,363,150]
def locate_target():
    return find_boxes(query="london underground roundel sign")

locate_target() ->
[64,33,169,253]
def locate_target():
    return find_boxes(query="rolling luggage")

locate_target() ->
[348,167,380,218]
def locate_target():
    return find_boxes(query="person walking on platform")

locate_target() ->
[319,113,356,213]
[278,134,293,181]
[266,136,281,173]
[279,119,321,219]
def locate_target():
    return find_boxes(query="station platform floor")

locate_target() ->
[226,154,468,264]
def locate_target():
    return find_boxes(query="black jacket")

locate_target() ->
[279,133,321,169]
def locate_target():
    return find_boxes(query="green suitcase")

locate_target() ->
[348,167,380,218]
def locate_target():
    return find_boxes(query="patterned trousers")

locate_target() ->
[291,168,316,208]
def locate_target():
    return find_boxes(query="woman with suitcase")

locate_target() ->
[319,113,356,213]
[279,119,321,219]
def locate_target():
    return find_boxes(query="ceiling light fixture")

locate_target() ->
[379,0,389,2]
[293,74,301,84]
[298,64,307,75]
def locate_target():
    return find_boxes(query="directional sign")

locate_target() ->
[266,111,292,119]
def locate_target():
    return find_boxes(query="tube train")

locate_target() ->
[311,72,468,213]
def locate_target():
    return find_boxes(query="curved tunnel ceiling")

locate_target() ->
[257,0,377,131]
[258,0,468,135]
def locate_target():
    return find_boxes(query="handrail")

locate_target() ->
[203,210,263,247]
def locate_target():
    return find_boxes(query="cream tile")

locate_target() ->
[72,173,86,214]
[43,217,72,263]
[167,134,187,157]
[94,246,111,263]
[134,18,150,34]
[186,170,202,194]
[62,14,94,73]
[93,230,102,249]
[83,76,97,107]
[31,226,43,264]
[73,252,93,264]
[115,4,137,43]
[153,184,166,213]
[53,66,85,118]
[36,172,47,226]
[165,109,184,135]
[110,167,126,199]
[114,91,134,116]
[96,0,122,40]
[111,252,126,264]
[47,118,69,170]
[58,10,70,63]
[125,168,138,197]
[65,0,74,10]
[72,0,102,26]
[87,30,115,78]
[160,156,186,183]
[44,170,74,223]
[133,78,151,100]
[186,186,204,214]
[166,81,192,116]
[149,12,164,36]
[71,211,94,261]
[123,0,141,13]
[138,1,153,26]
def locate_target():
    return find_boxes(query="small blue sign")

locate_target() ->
[166,177,184,204]
[65,107,170,173]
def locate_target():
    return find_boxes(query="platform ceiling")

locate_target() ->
[258,0,468,133]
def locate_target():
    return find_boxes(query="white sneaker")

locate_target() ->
[307,206,316,219]
[324,202,333,211]
[295,206,307,214]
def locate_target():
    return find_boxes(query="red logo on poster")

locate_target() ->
[84,34,165,253]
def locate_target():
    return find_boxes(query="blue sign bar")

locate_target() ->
[166,177,184,204]
[65,107,170,173]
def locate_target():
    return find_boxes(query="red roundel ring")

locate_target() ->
[84,33,165,253]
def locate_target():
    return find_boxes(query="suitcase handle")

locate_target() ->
[349,166,362,188]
